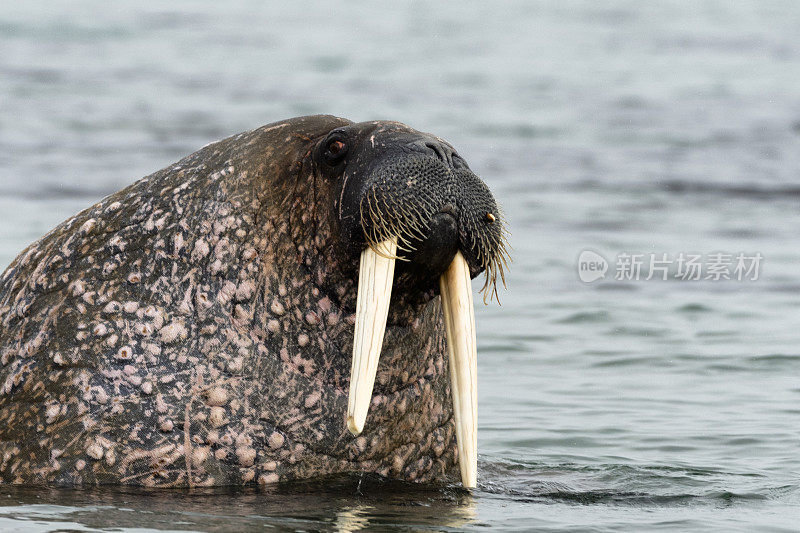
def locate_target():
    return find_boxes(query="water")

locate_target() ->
[2,1,800,530]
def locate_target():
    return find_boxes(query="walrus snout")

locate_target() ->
[356,156,508,297]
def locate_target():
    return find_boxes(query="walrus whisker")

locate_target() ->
[359,192,403,260]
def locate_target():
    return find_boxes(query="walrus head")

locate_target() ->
[300,120,509,487]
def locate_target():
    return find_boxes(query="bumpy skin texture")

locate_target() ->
[0,116,459,486]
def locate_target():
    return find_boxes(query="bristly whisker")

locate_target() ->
[357,185,509,304]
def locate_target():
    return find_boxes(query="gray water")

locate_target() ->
[1,1,799,531]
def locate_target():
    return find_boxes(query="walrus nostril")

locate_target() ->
[426,142,455,167]
[407,140,454,167]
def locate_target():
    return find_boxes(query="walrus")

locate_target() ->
[0,115,508,488]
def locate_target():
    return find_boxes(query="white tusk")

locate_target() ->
[346,236,398,436]
[439,251,478,489]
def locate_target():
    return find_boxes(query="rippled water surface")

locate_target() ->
[2,1,800,531]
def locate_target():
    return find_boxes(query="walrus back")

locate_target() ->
[0,130,266,484]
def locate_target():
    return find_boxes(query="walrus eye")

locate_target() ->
[323,139,347,165]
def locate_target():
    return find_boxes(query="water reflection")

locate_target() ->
[333,504,372,533]
[0,475,478,531]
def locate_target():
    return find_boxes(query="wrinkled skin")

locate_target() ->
[0,115,502,486]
